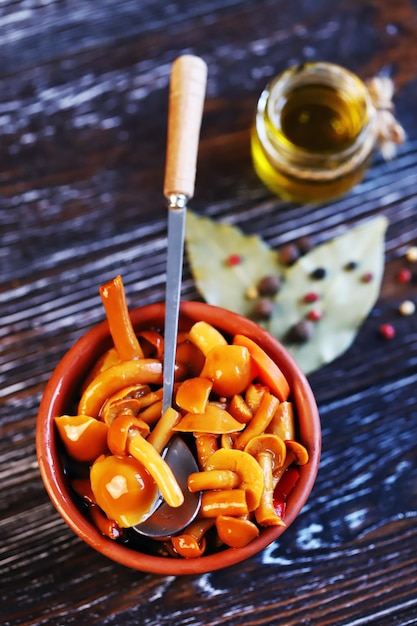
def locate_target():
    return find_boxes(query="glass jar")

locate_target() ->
[251,62,377,203]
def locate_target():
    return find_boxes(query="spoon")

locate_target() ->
[162,54,208,413]
[134,55,207,538]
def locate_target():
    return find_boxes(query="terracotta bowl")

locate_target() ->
[37,301,321,575]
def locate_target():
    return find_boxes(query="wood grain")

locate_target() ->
[1,1,417,624]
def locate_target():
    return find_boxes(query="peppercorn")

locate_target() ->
[257,275,281,297]
[245,286,259,300]
[307,309,322,322]
[310,267,326,280]
[406,246,417,262]
[398,300,415,316]
[397,268,412,283]
[225,253,243,266]
[279,243,300,266]
[252,298,274,320]
[296,236,314,255]
[286,319,314,343]
[379,323,395,339]
[344,261,358,271]
[361,272,374,283]
[303,292,320,303]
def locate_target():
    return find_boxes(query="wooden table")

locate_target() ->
[2,1,417,624]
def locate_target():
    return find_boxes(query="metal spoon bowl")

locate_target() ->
[134,436,201,538]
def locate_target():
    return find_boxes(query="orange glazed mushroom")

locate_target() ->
[107,414,184,509]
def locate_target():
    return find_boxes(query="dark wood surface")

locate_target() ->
[2,1,417,624]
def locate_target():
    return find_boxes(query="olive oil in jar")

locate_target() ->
[251,63,377,203]
[280,85,363,152]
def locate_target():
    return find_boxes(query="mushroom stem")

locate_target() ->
[243,434,287,526]
[235,392,280,450]
[188,469,240,492]
[255,451,285,527]
[195,433,218,469]
[200,489,249,518]
[266,401,295,440]
[171,518,214,558]
[147,406,182,453]
[99,275,145,361]
[125,433,184,508]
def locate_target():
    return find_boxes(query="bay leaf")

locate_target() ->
[185,211,388,374]
[185,210,280,317]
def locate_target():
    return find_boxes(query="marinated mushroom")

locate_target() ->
[233,334,290,401]
[234,392,280,451]
[244,434,287,526]
[175,376,213,414]
[172,404,245,435]
[266,401,296,441]
[90,453,158,528]
[107,414,184,508]
[215,515,260,548]
[54,415,109,462]
[78,359,163,418]
[273,440,309,488]
[203,448,265,511]
[146,406,182,453]
[171,518,214,558]
[200,489,249,518]
[228,394,253,424]
[99,275,145,361]
[99,384,154,424]
[194,433,219,469]
[187,320,228,355]
[199,344,257,397]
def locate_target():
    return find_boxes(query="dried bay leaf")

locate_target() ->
[185,210,280,317]
[185,211,388,374]
[265,216,388,373]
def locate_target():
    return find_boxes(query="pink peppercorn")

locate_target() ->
[226,254,242,266]
[303,292,320,303]
[361,272,374,283]
[397,268,412,283]
[379,323,396,339]
[307,309,322,322]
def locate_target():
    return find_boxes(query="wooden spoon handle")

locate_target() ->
[164,55,207,200]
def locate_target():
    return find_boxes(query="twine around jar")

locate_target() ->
[366,77,406,161]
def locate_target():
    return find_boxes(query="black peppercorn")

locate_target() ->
[257,275,281,296]
[279,243,300,266]
[286,319,314,343]
[344,261,358,271]
[310,267,326,280]
[252,298,274,320]
[296,236,314,255]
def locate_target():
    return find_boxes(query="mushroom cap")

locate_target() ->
[107,414,150,456]
[215,515,260,548]
[90,454,158,528]
[175,376,213,414]
[285,440,309,465]
[101,384,152,424]
[172,404,245,434]
[244,434,286,471]
[54,415,109,463]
